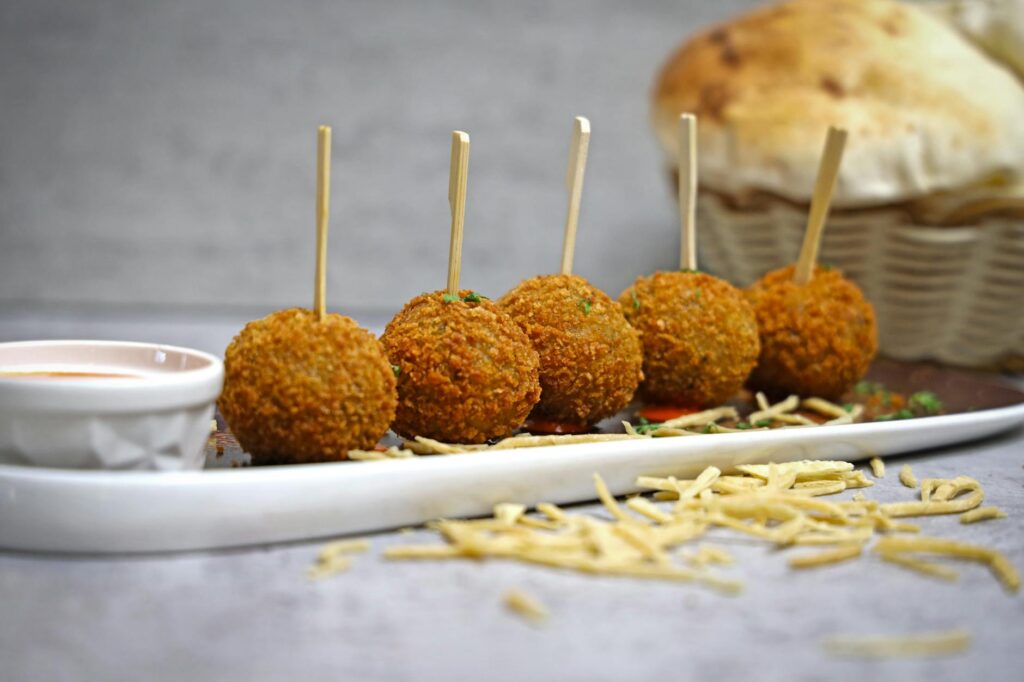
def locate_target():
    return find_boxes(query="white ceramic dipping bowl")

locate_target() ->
[0,340,223,470]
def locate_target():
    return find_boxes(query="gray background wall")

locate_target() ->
[0,0,759,315]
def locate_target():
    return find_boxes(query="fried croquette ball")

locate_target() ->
[619,271,760,407]
[499,274,643,426]
[746,264,877,400]
[381,290,541,444]
[219,308,397,465]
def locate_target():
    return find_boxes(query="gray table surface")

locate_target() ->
[1,307,1023,682]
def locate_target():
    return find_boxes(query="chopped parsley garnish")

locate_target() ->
[909,391,942,415]
[754,419,773,428]
[694,287,702,301]
[632,417,663,435]
[734,421,752,430]
[578,298,592,315]
[874,409,915,422]
[842,403,855,413]
[854,380,891,407]
[390,364,401,378]
[443,291,487,304]
[820,262,834,271]
[631,288,640,310]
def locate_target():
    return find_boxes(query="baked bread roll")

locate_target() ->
[927,0,1024,80]
[651,0,1024,211]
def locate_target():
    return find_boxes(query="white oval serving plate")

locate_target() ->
[1,402,1021,554]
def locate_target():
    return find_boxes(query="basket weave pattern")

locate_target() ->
[698,191,1024,368]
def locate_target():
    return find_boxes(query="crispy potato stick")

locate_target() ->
[801,397,847,419]
[765,463,798,491]
[931,476,979,502]
[626,497,675,524]
[504,589,549,624]
[788,544,862,569]
[494,503,527,526]
[878,551,959,582]
[385,544,466,560]
[737,460,854,482]
[490,433,640,450]
[650,426,702,437]
[306,538,371,579]
[406,436,483,455]
[747,394,800,424]
[536,503,567,523]
[612,523,666,563]
[306,556,351,579]
[899,464,918,489]
[880,480,984,518]
[825,403,863,426]
[869,457,885,478]
[789,479,847,496]
[822,629,971,658]
[874,535,1020,592]
[842,470,875,489]
[592,473,636,524]
[683,545,734,567]
[659,406,740,429]
[348,446,415,461]
[674,466,721,502]
[317,539,371,558]
[960,507,1007,524]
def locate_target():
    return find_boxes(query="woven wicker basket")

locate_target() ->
[695,190,1024,369]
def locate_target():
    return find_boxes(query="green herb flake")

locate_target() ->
[842,403,855,413]
[442,293,460,303]
[631,288,640,310]
[734,421,752,430]
[578,298,592,315]
[909,391,942,415]
[754,419,773,428]
[820,262,834,272]
[873,409,915,422]
[390,364,401,378]
[694,287,702,301]
[462,292,483,303]
[854,381,880,395]
[632,417,663,435]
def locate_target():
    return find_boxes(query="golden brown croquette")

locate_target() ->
[746,264,877,399]
[499,274,643,427]
[381,290,541,443]
[620,271,759,407]
[219,308,397,465]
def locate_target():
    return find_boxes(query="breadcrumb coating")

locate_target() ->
[746,264,877,399]
[499,274,643,426]
[620,271,760,407]
[381,290,541,443]
[219,308,397,465]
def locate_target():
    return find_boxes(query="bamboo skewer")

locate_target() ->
[794,126,848,285]
[678,113,698,271]
[560,116,591,276]
[313,125,332,321]
[447,131,470,295]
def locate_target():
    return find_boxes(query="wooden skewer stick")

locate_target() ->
[447,130,471,295]
[794,126,848,285]
[677,113,698,271]
[314,125,332,321]
[560,116,591,276]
